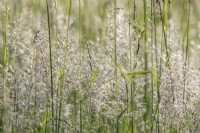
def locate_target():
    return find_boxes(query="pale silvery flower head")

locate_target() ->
[159,28,200,132]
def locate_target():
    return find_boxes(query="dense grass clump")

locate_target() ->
[0,0,200,132]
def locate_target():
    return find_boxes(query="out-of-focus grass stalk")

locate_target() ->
[143,0,150,131]
[54,1,59,132]
[34,51,39,133]
[55,71,60,132]
[114,0,118,103]
[12,78,17,133]
[151,61,159,133]
[45,0,54,131]
[43,107,49,133]
[113,0,119,132]
[156,1,168,132]
[181,0,185,55]
[78,0,83,132]
[185,0,191,73]
[156,0,171,132]
[2,0,9,132]
[128,0,132,72]
[57,0,72,132]
[127,0,132,132]
[163,0,169,30]
[150,0,154,132]
[53,0,58,40]
[98,0,105,40]
[183,0,190,103]
[158,1,169,67]
[132,1,137,132]
[127,0,136,132]
[153,0,158,66]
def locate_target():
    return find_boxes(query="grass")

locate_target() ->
[45,0,54,132]
[0,0,200,132]
[78,0,83,132]
[2,0,9,132]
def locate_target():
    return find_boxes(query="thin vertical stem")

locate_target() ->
[181,0,185,55]
[128,0,132,72]
[114,0,118,101]
[143,0,149,131]
[183,0,190,103]
[153,0,158,66]
[2,0,9,132]
[57,1,72,133]
[185,0,190,65]
[150,0,154,131]
[157,0,169,67]
[114,0,119,132]
[127,0,131,132]
[79,0,83,132]
[46,0,54,132]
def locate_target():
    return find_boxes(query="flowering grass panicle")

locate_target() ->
[0,1,200,132]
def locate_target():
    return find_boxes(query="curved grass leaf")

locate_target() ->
[88,69,99,89]
[127,71,151,78]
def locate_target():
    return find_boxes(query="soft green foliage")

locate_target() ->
[0,0,200,133]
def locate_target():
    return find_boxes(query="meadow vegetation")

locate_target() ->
[0,0,200,132]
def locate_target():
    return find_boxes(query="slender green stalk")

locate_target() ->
[143,0,150,131]
[2,1,9,132]
[163,0,169,30]
[113,1,119,132]
[150,0,154,131]
[131,82,134,133]
[128,0,132,72]
[45,0,54,131]
[156,1,171,130]
[157,2,163,132]
[157,47,161,133]
[183,0,190,103]
[128,0,133,132]
[114,0,118,103]
[132,1,137,132]
[55,71,59,133]
[57,1,72,132]
[53,0,58,40]
[185,0,191,66]
[79,0,83,132]
[158,1,169,67]
[80,100,82,133]
[153,0,158,66]
[44,107,49,133]
[33,49,39,133]
[181,0,185,55]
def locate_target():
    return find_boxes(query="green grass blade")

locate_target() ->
[106,49,131,83]
[88,69,99,89]
[151,65,158,88]
[127,71,151,78]
[42,108,49,133]
[2,0,9,132]
[117,108,127,133]
[45,0,54,131]
[57,0,72,132]
[115,63,131,83]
